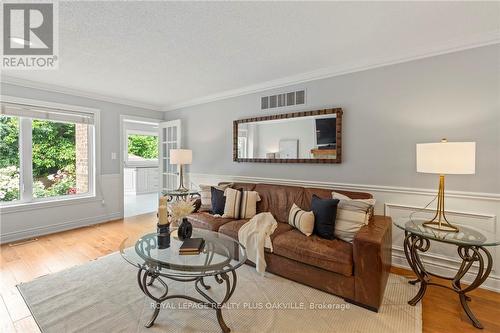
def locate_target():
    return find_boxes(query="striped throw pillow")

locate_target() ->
[199,183,232,211]
[332,192,376,242]
[288,203,314,236]
[222,188,261,219]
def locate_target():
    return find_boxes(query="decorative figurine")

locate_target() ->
[177,217,193,240]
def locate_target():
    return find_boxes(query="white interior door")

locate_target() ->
[159,120,181,191]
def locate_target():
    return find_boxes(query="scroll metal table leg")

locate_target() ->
[453,246,493,329]
[215,272,234,333]
[137,267,169,328]
[194,270,237,333]
[199,277,211,290]
[404,233,430,306]
[137,266,238,332]
[147,274,157,286]
[145,305,161,328]
[408,278,420,285]
[403,231,493,329]
[404,232,422,286]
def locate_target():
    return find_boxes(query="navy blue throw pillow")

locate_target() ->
[311,194,339,239]
[211,187,226,215]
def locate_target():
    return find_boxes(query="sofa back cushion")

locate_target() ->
[311,195,339,239]
[254,184,305,223]
[200,183,232,211]
[210,186,226,215]
[288,203,315,236]
[217,182,373,224]
[222,188,261,219]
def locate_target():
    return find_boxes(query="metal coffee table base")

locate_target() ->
[137,266,237,332]
[404,232,493,329]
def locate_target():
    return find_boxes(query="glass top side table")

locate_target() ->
[394,218,499,329]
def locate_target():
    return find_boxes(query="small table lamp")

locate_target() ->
[170,149,192,192]
[416,139,475,232]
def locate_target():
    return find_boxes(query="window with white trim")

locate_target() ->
[0,102,95,204]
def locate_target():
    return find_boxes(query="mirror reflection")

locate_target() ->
[237,114,338,160]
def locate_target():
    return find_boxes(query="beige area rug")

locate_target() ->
[18,252,421,333]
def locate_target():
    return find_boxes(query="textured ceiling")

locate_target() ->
[2,1,499,110]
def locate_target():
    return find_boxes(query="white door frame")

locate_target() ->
[119,115,161,217]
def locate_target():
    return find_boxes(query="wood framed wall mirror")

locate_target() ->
[233,108,342,163]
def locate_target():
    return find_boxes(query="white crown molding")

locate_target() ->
[2,30,499,113]
[162,30,500,112]
[1,75,164,111]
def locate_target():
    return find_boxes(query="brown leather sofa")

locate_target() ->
[187,182,392,312]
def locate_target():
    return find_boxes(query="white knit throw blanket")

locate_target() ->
[238,212,277,274]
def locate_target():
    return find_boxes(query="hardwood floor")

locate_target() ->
[390,266,500,333]
[0,213,154,333]
[1,213,499,333]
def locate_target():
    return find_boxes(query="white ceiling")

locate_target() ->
[2,1,499,111]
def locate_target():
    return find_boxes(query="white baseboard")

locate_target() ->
[0,212,122,244]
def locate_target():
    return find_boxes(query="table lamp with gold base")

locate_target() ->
[416,139,476,233]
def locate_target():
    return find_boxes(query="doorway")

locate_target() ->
[119,117,182,218]
[120,116,160,217]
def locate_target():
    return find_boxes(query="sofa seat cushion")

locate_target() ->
[272,229,354,277]
[219,219,294,244]
[186,212,235,231]
[217,219,249,240]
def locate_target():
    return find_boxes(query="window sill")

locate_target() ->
[0,195,103,214]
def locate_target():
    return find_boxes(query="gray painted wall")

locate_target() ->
[1,83,163,175]
[165,45,500,194]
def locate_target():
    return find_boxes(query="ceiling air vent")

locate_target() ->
[261,90,305,110]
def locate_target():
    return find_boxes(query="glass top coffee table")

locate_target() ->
[120,228,247,332]
[394,218,499,329]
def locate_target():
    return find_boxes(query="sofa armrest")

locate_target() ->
[352,215,392,311]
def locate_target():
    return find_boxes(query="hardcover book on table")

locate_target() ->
[179,238,205,254]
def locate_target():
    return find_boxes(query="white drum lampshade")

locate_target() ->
[415,139,476,232]
[417,142,475,175]
[170,149,192,165]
